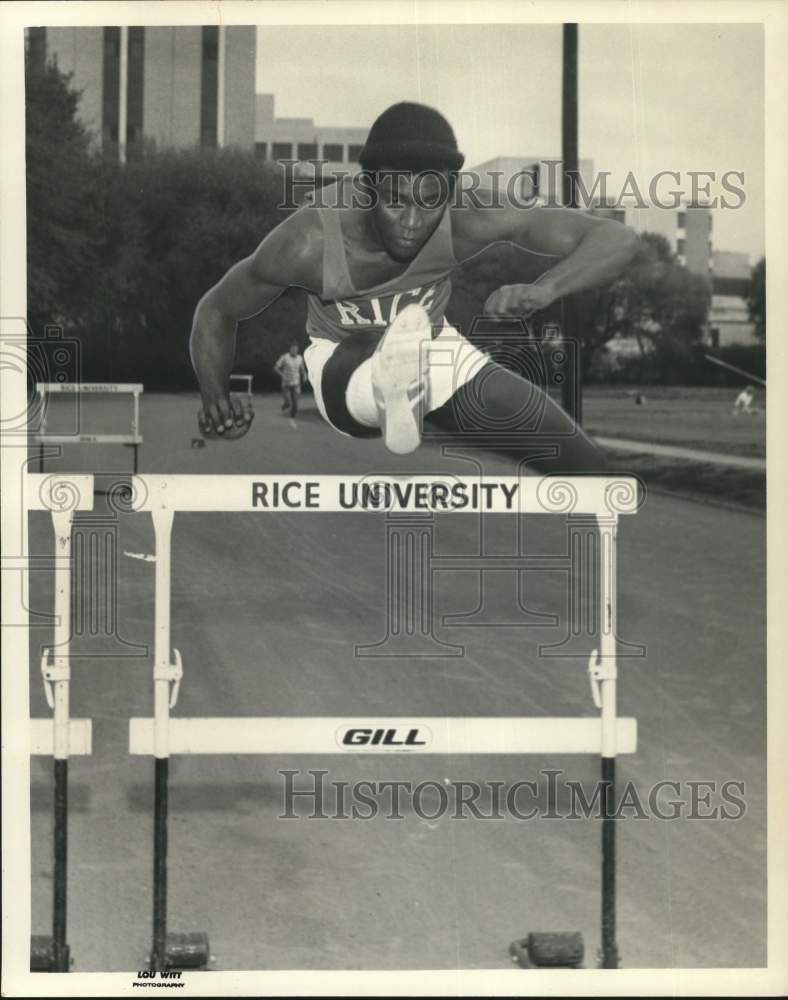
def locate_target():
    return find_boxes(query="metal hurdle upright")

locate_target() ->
[28,475,96,972]
[123,473,639,971]
[35,383,144,482]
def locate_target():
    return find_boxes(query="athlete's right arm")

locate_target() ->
[190,210,322,438]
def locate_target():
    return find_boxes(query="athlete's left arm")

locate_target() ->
[457,204,639,316]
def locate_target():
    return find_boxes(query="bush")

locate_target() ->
[595,340,765,386]
[79,149,301,389]
[26,53,98,334]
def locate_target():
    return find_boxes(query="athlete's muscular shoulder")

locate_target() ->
[248,207,324,292]
[201,207,324,323]
[449,198,595,261]
[450,199,514,254]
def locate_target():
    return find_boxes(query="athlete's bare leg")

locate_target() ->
[425,361,608,473]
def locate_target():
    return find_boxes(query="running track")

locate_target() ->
[29,394,766,970]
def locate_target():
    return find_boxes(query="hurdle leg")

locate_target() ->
[32,508,76,971]
[148,508,208,971]
[598,517,620,968]
[38,386,46,474]
[52,758,69,971]
[51,508,75,971]
[511,514,625,972]
[600,757,617,968]
[132,391,141,476]
[151,757,170,971]
[150,508,174,971]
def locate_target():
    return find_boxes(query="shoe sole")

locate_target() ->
[371,305,429,455]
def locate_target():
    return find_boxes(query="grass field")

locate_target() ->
[583,385,766,458]
[580,386,766,511]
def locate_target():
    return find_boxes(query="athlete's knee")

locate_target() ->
[320,333,381,438]
[429,361,567,433]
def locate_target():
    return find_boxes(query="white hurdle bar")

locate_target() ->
[130,716,638,756]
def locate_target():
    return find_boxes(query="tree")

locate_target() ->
[747,257,765,340]
[81,148,301,387]
[448,228,710,382]
[25,51,99,333]
[603,232,710,381]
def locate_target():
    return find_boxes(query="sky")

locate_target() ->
[255,22,764,260]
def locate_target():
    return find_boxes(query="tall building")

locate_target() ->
[254,94,368,174]
[26,26,256,158]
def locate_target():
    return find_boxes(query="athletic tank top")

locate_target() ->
[305,199,457,343]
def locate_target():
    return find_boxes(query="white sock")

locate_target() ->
[345,358,379,428]
[344,325,490,429]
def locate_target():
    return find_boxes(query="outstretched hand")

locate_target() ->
[198,392,255,440]
[484,282,556,318]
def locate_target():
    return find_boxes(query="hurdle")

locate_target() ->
[229,373,253,401]
[117,473,639,970]
[34,383,144,483]
[28,474,95,971]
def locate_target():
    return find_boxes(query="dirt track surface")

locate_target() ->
[29,394,766,970]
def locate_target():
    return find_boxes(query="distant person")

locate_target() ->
[275,343,307,420]
[732,385,755,415]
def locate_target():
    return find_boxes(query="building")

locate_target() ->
[627,203,713,277]
[624,206,756,346]
[26,25,256,159]
[591,200,759,350]
[255,94,368,174]
[708,250,756,347]
[470,156,597,206]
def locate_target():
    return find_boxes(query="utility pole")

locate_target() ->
[561,23,582,425]
[119,26,128,165]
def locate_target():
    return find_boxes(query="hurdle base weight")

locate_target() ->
[150,932,211,970]
[30,935,71,972]
[509,931,585,969]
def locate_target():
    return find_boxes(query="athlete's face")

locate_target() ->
[371,169,451,262]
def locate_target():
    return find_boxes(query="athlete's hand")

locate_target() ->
[198,392,254,440]
[484,282,556,318]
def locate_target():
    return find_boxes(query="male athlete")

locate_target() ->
[191,102,639,470]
